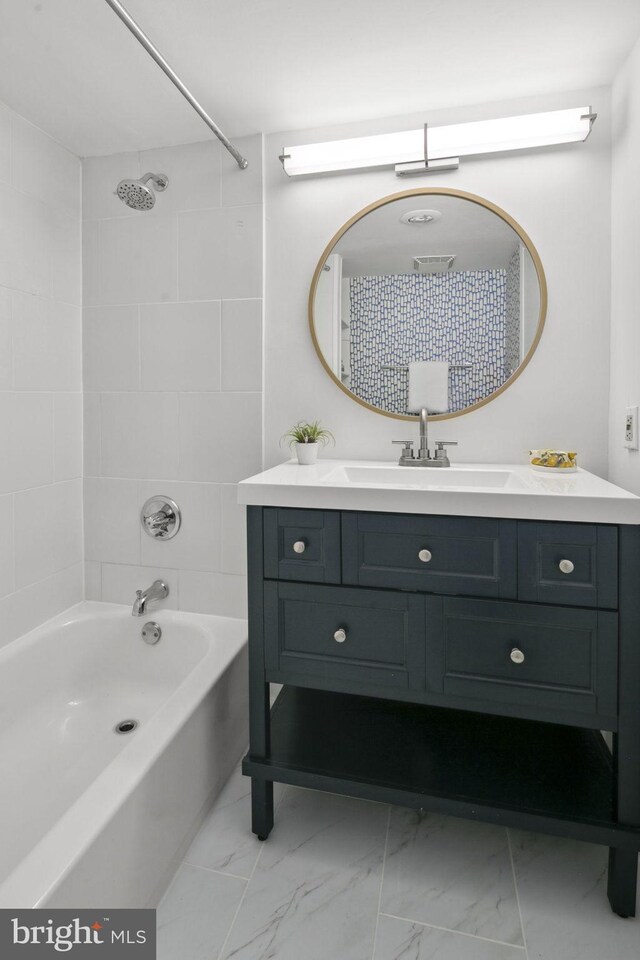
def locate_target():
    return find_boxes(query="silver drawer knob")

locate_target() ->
[418,549,432,563]
[293,540,306,554]
[334,628,347,643]
[510,648,525,664]
[559,559,574,574]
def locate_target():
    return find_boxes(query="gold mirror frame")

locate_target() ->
[308,187,548,421]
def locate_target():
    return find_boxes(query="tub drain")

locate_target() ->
[114,719,139,735]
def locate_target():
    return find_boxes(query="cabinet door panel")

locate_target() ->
[518,522,617,608]
[426,596,617,726]
[264,508,340,583]
[264,581,425,693]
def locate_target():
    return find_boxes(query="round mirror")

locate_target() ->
[309,188,547,421]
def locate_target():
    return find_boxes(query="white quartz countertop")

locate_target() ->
[238,459,640,525]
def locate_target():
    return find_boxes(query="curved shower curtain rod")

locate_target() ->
[103,0,248,170]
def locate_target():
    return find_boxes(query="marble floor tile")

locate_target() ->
[184,763,285,880]
[220,788,389,960]
[374,915,526,960]
[157,863,246,960]
[380,809,523,946]
[510,830,640,960]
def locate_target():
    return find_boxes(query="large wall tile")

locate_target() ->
[140,480,221,572]
[82,220,100,305]
[140,301,221,392]
[140,140,221,214]
[84,305,140,392]
[0,286,11,389]
[54,393,83,481]
[12,190,53,299]
[84,477,141,565]
[0,102,10,184]
[11,112,80,217]
[84,561,102,601]
[179,392,262,482]
[220,484,247,575]
[12,293,81,391]
[0,393,53,494]
[51,209,82,306]
[178,570,247,618]
[0,494,14,597]
[98,214,178,304]
[178,205,262,301]
[0,563,83,650]
[83,393,101,477]
[221,299,262,391]
[101,392,180,479]
[14,480,83,588]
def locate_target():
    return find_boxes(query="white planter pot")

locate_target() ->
[295,442,319,465]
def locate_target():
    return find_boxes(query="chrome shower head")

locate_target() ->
[116,172,169,211]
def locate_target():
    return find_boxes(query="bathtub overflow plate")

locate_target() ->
[114,719,139,735]
[142,621,162,644]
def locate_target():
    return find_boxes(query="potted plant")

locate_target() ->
[282,420,335,465]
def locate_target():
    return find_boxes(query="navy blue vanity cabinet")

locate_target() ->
[243,506,640,919]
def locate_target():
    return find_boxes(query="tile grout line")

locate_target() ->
[371,804,392,960]
[378,912,527,950]
[182,861,252,883]
[214,780,289,960]
[507,828,530,959]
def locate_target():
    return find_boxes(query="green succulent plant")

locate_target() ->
[281,420,335,448]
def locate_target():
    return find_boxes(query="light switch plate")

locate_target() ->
[624,406,639,449]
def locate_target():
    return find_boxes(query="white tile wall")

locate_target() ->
[83,135,263,617]
[0,98,82,649]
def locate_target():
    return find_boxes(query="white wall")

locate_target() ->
[0,99,83,647]
[82,136,263,618]
[609,35,640,494]
[265,89,611,474]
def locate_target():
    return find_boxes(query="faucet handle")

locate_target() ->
[434,441,457,463]
[392,440,414,460]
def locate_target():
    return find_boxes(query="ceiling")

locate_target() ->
[0,0,639,158]
[337,195,521,275]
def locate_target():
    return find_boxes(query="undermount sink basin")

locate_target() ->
[324,465,525,490]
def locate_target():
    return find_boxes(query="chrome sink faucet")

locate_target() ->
[393,407,458,467]
[132,580,169,617]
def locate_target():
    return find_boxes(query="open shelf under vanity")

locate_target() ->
[244,687,640,850]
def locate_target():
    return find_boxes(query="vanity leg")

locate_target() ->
[252,779,274,840]
[607,848,638,918]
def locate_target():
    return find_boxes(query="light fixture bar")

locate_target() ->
[280,107,596,177]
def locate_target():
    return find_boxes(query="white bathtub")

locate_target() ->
[0,601,248,908]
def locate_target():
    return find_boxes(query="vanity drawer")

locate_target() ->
[264,581,425,692]
[342,512,517,598]
[263,508,341,583]
[426,597,618,725]
[518,522,618,609]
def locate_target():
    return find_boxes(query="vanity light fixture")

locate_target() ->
[280,106,596,178]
